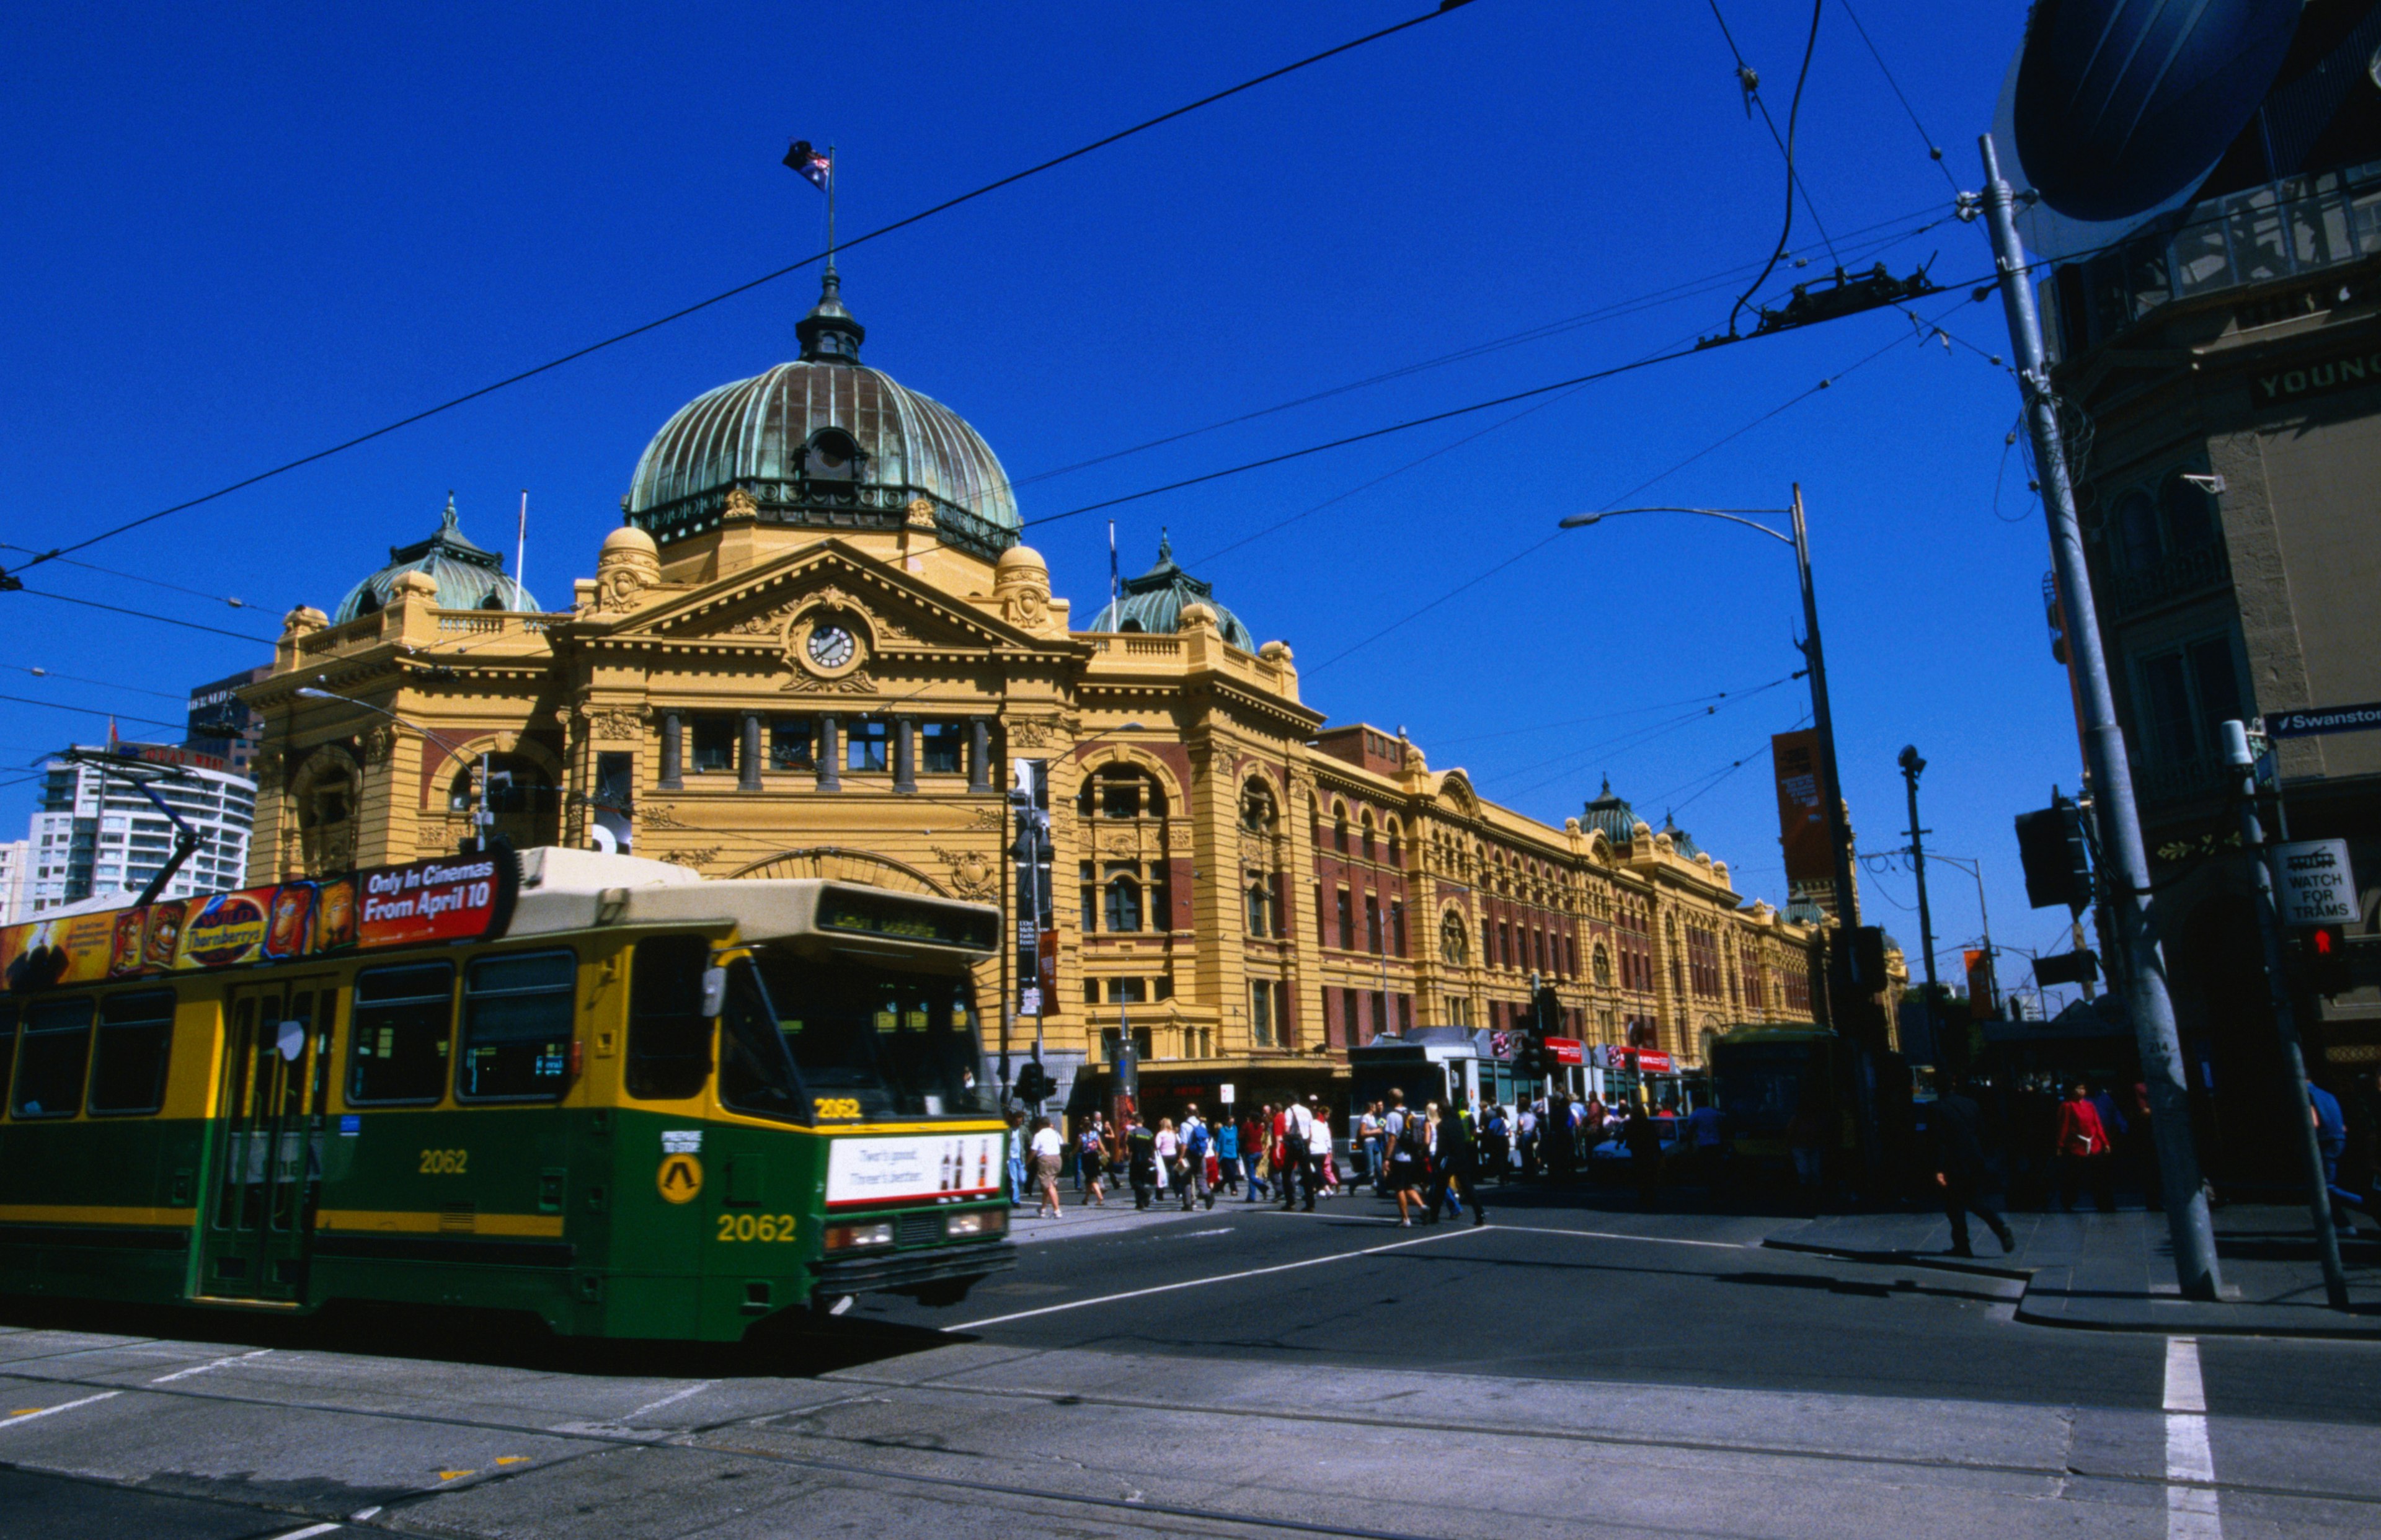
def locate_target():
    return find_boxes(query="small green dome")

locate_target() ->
[1581,777,1639,846]
[1086,533,1257,650]
[1660,814,1703,859]
[334,495,536,622]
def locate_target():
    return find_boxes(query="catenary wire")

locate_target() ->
[2,1,1481,579]
[0,693,190,733]
[1717,0,1832,336]
[0,542,255,611]
[3,663,189,702]
[8,588,278,645]
[1706,1,1843,265]
[1837,0,1962,192]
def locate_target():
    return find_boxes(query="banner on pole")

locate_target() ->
[1771,730,1835,888]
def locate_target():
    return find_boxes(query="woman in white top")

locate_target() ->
[1153,1118,1179,1194]
[1028,1117,1066,1218]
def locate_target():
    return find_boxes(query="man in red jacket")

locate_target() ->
[2052,1081,2115,1213]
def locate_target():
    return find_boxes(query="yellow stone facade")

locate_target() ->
[244,283,1839,1109]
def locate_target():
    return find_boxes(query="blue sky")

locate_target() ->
[1,1,2096,1002]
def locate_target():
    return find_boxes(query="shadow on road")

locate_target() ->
[0,1292,950,1379]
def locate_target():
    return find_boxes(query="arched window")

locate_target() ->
[1360,813,1376,861]
[446,753,557,847]
[1594,944,1613,986]
[1386,823,1403,869]
[1080,765,1166,820]
[1439,910,1469,966]
[1104,874,1142,934]
[1246,880,1270,935]
[1333,805,1350,854]
[1310,797,1323,846]
[802,427,862,484]
[1241,782,1277,832]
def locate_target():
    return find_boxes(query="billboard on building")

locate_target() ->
[1771,730,1835,889]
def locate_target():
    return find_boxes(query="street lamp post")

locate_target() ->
[293,686,493,850]
[1898,746,1940,1069]
[1558,489,1882,1172]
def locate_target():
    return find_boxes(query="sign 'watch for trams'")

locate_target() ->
[2272,839,2359,927]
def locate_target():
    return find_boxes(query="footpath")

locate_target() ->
[1766,1201,2381,1339]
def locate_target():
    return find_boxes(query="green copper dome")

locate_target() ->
[334,495,535,622]
[1660,815,1703,859]
[1085,533,1257,650]
[1580,777,1639,846]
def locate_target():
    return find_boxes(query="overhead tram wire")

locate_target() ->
[0,542,255,613]
[1488,678,1807,802]
[8,588,278,646]
[3,664,189,702]
[2,1,1481,581]
[1836,0,1961,193]
[1711,0,1838,338]
[1432,671,1802,748]
[0,693,190,734]
[1303,284,1985,679]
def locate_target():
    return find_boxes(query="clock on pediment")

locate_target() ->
[785,605,871,683]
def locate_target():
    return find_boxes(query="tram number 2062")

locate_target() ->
[419,1149,469,1174]
[716,1213,799,1243]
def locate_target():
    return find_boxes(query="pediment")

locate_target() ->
[601,542,1032,654]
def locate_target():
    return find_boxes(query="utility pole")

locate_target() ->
[2223,720,2349,1309]
[1973,135,2221,1299]
[1898,746,1940,1068]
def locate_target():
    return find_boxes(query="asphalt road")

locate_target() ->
[3,1184,2377,1538]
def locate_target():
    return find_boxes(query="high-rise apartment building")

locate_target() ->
[22,743,255,914]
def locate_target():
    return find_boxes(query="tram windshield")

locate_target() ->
[732,944,990,1120]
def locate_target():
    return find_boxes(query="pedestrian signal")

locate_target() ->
[1015,1060,1053,1104]
[1852,926,1891,988]
[2302,924,2353,998]
[2015,799,2093,911]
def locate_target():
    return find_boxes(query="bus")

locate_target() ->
[1706,1021,1855,1181]
[0,844,1012,1340]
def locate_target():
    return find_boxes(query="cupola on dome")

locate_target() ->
[624,270,1019,560]
[333,495,536,623]
[1086,533,1257,650]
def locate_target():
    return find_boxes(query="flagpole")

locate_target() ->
[827,142,837,270]
[1108,520,1119,617]
[514,489,529,613]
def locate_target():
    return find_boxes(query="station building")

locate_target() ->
[244,268,1831,1110]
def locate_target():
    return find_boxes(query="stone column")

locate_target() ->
[739,713,763,792]
[969,717,993,793]
[892,715,916,794]
[658,712,683,790]
[816,715,841,792]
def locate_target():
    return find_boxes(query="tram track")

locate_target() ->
[5,1353,2381,1526]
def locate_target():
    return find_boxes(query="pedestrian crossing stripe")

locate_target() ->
[657,1153,703,1204]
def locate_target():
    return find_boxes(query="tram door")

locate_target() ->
[198,978,336,1300]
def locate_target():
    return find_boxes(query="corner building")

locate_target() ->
[246,273,1826,1112]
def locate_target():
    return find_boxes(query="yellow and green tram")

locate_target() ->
[0,846,1013,1339]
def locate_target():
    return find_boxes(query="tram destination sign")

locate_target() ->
[0,844,519,994]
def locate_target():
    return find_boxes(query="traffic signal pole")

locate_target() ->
[2223,722,2350,1308]
[1977,135,2221,1299]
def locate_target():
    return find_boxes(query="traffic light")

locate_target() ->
[1512,1033,1542,1079]
[1532,983,1563,1037]
[1014,1060,1053,1104]
[2015,799,2094,911]
[2302,924,2353,998]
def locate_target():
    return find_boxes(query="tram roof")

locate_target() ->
[508,846,998,952]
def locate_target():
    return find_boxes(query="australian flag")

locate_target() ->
[783,139,831,192]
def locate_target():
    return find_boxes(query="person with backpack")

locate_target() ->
[1181,1104,1216,1210]
[1076,1115,1109,1206]
[1385,1088,1430,1226]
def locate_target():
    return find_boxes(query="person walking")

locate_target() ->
[1127,1112,1159,1210]
[1516,1100,1540,1179]
[1480,1102,1512,1185]
[1932,1078,2013,1256]
[1242,1107,1273,1202]
[1182,1104,1215,1211]
[1154,1117,1181,1203]
[1308,1100,1337,1200]
[2310,1079,2358,1235]
[1215,1110,1241,1198]
[2052,1081,2114,1213]
[1386,1089,1429,1226]
[1430,1097,1489,1226]
[1004,1109,1029,1206]
[1359,1102,1385,1193]
[1028,1115,1066,1218]
[1684,1097,1726,1189]
[1077,1115,1109,1206]
[1279,1098,1318,1211]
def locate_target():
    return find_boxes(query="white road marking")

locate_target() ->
[2165,1336,2220,1539]
[947,1224,1492,1330]
[623,1381,714,1422]
[1175,1228,1234,1237]
[151,1348,273,1383]
[1477,1221,1755,1250]
[0,1391,121,1428]
[264,1525,344,1539]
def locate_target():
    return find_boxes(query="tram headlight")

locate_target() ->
[945,1208,1006,1239]
[821,1221,894,1251]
